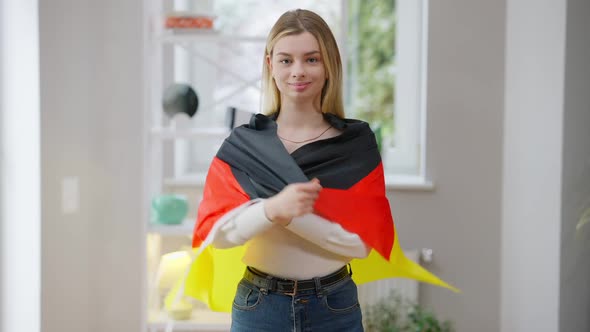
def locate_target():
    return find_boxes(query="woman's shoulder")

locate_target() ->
[323,113,373,135]
[227,113,276,141]
[226,113,270,132]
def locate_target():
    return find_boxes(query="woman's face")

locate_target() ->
[268,32,327,105]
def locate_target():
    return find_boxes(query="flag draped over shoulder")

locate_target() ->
[166,113,458,313]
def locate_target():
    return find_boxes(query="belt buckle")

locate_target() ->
[284,279,298,296]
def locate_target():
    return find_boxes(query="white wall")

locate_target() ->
[39,1,144,331]
[501,0,566,331]
[0,1,41,332]
[559,0,590,330]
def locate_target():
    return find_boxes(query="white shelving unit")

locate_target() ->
[143,2,266,331]
[147,219,195,236]
[147,309,231,332]
[159,33,266,44]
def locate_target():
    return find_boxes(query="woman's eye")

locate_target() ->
[308,58,319,63]
[279,59,291,64]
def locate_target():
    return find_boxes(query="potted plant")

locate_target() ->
[577,205,590,237]
[363,291,454,332]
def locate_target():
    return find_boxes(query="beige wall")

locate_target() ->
[40,1,92,330]
[40,0,144,331]
[391,1,505,330]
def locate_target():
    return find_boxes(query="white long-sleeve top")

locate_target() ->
[211,199,370,280]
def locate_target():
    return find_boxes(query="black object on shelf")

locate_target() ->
[225,106,237,129]
[225,106,255,130]
[162,83,199,118]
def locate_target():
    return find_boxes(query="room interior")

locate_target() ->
[1,0,589,331]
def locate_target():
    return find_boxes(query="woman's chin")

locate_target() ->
[283,91,321,103]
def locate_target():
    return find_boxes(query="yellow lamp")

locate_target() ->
[157,250,192,291]
[151,250,194,320]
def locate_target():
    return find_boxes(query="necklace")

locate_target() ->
[277,125,332,144]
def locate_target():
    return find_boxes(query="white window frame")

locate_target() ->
[382,0,429,183]
[341,0,430,187]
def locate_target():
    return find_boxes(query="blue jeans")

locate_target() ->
[231,274,364,332]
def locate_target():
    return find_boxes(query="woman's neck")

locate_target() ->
[276,99,325,129]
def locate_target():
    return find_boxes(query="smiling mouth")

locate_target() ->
[289,82,311,90]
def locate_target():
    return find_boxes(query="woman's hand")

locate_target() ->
[264,178,322,226]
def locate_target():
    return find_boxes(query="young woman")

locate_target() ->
[188,8,428,332]
[223,9,369,331]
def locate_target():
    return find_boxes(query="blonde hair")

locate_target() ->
[261,9,344,118]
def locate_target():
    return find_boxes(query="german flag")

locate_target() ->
[167,113,458,312]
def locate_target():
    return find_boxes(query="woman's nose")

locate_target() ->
[291,62,305,78]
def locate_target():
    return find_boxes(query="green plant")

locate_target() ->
[363,291,455,332]
[577,206,590,235]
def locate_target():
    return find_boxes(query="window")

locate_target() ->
[347,0,427,177]
[165,0,427,181]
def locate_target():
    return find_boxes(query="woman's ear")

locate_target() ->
[266,55,272,71]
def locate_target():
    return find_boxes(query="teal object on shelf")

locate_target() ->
[151,195,189,225]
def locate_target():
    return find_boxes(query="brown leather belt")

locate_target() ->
[243,265,350,296]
